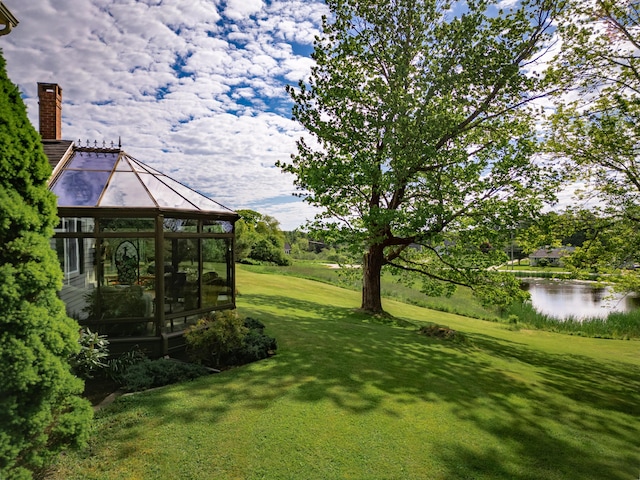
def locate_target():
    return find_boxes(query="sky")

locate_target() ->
[1,0,328,230]
[0,0,594,232]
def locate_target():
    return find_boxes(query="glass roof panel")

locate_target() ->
[50,148,236,215]
[51,170,111,206]
[115,159,133,171]
[159,176,234,213]
[131,160,163,175]
[67,151,118,170]
[100,172,156,207]
[138,173,195,209]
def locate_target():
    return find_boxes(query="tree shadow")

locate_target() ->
[95,292,640,479]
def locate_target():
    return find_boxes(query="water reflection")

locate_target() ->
[521,280,640,320]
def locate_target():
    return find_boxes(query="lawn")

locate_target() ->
[49,267,640,479]
[241,261,498,320]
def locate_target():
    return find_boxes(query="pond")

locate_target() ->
[521,279,640,320]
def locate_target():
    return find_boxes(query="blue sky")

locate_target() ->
[1,0,327,230]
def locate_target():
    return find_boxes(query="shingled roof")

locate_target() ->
[42,139,74,170]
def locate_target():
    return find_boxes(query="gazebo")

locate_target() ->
[48,144,238,357]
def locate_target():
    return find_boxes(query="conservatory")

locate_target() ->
[49,145,238,357]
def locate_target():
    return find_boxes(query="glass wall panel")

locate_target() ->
[53,234,98,321]
[58,217,95,233]
[84,237,156,336]
[163,238,199,316]
[163,218,198,233]
[203,220,233,234]
[100,218,155,232]
[202,238,232,308]
[100,237,155,287]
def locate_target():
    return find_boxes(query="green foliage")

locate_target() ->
[233,216,257,261]
[185,310,249,366]
[119,358,210,392]
[185,311,277,367]
[0,53,92,478]
[70,328,110,380]
[231,317,277,364]
[251,238,291,266]
[234,209,290,265]
[280,0,561,313]
[520,210,640,291]
[105,347,147,384]
[546,0,640,292]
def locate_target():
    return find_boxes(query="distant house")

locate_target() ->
[528,246,575,267]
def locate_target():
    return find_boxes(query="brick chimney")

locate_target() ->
[38,83,62,140]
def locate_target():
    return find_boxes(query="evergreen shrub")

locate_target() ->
[0,53,92,479]
[105,347,147,384]
[119,358,210,392]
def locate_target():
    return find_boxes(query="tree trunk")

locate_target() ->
[361,244,384,313]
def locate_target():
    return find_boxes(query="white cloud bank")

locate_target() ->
[1,0,327,230]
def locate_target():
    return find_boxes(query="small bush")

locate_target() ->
[186,312,277,367]
[185,310,249,366]
[233,329,278,364]
[106,347,147,385]
[70,328,110,380]
[120,358,210,392]
[244,316,266,331]
[418,324,466,343]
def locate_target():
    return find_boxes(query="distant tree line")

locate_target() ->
[234,210,290,266]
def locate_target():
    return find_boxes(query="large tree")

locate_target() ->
[280,0,559,313]
[547,0,640,287]
[0,52,92,479]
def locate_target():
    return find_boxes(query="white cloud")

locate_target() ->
[2,0,328,230]
[223,0,264,21]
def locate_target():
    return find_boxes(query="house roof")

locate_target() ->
[43,139,74,170]
[529,247,575,259]
[47,145,236,217]
[0,2,19,36]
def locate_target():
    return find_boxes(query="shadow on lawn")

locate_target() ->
[104,293,640,479]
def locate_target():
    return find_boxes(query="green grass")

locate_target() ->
[241,261,499,321]
[49,267,640,479]
[245,261,639,337]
